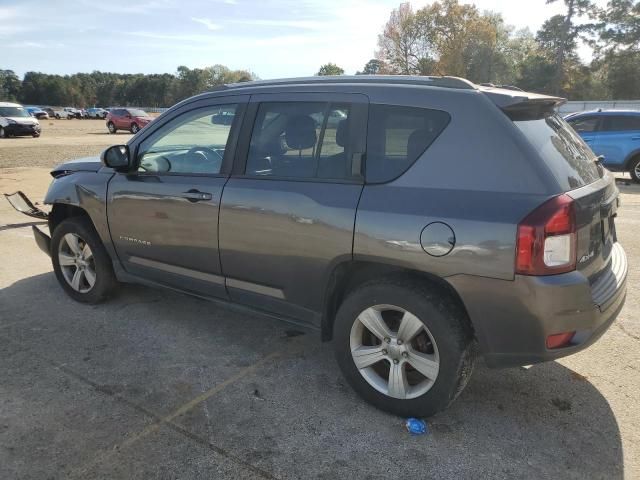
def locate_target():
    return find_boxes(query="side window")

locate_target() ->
[366,104,450,183]
[568,116,599,133]
[137,104,237,175]
[245,102,354,180]
[602,115,640,132]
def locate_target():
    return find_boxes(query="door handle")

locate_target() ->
[182,190,212,202]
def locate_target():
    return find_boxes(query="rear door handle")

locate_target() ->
[182,190,212,202]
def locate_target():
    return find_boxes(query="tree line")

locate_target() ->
[316,0,640,100]
[0,65,255,107]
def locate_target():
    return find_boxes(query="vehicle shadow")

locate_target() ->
[0,272,625,479]
[0,221,47,232]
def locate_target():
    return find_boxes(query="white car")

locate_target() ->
[0,102,41,138]
[53,108,74,119]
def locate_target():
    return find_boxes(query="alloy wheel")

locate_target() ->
[58,233,96,293]
[350,304,440,400]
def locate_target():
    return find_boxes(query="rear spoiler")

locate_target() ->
[479,86,566,120]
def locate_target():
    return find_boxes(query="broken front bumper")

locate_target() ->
[4,191,51,257]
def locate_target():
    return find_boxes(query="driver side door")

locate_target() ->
[107,96,247,298]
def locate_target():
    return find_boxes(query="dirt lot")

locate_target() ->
[0,121,639,479]
[0,117,135,169]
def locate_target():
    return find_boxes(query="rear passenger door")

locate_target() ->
[596,115,640,169]
[566,115,601,150]
[219,93,367,322]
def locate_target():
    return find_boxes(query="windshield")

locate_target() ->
[128,109,148,117]
[0,106,30,118]
[514,113,600,190]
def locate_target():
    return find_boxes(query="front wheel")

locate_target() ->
[0,127,5,138]
[107,122,116,134]
[333,277,476,417]
[630,157,640,183]
[51,217,118,304]
[130,123,140,134]
[55,114,61,119]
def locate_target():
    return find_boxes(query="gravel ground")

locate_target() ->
[0,117,134,169]
[0,122,638,479]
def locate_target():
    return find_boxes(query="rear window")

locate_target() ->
[366,104,450,183]
[514,113,600,190]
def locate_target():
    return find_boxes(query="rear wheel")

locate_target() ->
[55,114,61,119]
[107,122,116,134]
[630,156,640,183]
[0,127,5,138]
[51,217,118,304]
[32,133,40,138]
[130,123,140,134]
[333,277,476,417]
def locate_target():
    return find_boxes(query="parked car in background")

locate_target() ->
[106,108,153,134]
[0,102,41,137]
[53,108,74,120]
[25,106,49,119]
[565,109,640,182]
[86,107,108,119]
[64,107,83,119]
[6,76,627,417]
[42,107,56,118]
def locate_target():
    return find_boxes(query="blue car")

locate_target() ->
[565,109,640,182]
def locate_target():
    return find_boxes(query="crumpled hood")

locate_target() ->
[51,156,103,177]
[5,116,39,125]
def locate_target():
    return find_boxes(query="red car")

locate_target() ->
[106,108,153,134]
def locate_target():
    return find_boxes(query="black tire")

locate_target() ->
[107,122,116,134]
[0,127,5,138]
[130,123,139,134]
[32,133,40,138]
[333,276,476,417]
[55,114,61,119]
[51,217,118,304]
[630,156,640,183]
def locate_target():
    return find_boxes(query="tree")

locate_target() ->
[316,63,345,76]
[376,3,426,74]
[599,0,640,50]
[0,70,21,101]
[544,0,597,95]
[356,59,382,75]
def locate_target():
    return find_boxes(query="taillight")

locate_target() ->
[516,194,576,275]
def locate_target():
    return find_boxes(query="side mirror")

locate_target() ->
[101,145,132,171]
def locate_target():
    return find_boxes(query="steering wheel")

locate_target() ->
[139,155,172,172]
[185,146,223,173]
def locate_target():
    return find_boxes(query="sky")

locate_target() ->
[1,0,608,79]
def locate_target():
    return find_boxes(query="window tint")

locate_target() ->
[137,104,237,175]
[601,115,640,132]
[245,102,354,180]
[568,116,599,133]
[514,114,600,190]
[365,104,450,183]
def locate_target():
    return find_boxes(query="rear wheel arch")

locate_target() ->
[321,261,474,342]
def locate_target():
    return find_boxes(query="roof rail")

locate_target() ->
[221,75,477,91]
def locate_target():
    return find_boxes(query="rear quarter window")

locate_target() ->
[514,114,600,191]
[366,104,450,183]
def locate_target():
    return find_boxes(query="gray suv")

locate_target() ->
[7,76,627,417]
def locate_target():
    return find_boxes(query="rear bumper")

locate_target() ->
[448,242,628,368]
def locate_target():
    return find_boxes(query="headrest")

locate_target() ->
[335,119,348,148]
[285,115,317,150]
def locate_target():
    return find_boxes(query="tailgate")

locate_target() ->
[568,171,620,284]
